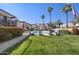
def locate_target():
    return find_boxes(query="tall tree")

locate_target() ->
[41,14,45,30]
[48,7,53,35]
[48,7,53,30]
[62,4,72,28]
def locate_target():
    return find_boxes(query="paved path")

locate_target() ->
[0,33,29,54]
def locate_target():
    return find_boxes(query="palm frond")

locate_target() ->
[48,7,53,13]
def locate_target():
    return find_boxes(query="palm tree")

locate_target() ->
[62,4,72,28]
[41,15,45,30]
[48,7,53,35]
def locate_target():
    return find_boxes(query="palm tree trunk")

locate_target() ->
[59,24,60,28]
[62,23,63,28]
[49,12,51,35]
[42,19,45,30]
[66,12,68,28]
[50,12,52,29]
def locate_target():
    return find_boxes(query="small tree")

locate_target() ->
[55,19,63,28]
[41,14,45,30]
[47,22,56,29]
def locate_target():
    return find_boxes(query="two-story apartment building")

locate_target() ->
[15,20,31,30]
[0,9,16,27]
[0,9,32,30]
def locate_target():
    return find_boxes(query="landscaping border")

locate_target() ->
[1,35,30,55]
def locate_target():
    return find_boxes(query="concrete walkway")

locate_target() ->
[0,33,29,54]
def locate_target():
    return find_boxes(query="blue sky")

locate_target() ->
[0,3,79,24]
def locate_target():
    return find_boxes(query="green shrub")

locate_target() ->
[0,28,25,42]
[72,27,79,35]
[76,29,79,35]
[60,30,71,35]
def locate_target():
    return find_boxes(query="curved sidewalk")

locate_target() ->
[0,34,29,54]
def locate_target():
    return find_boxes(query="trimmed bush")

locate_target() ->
[60,30,71,35]
[71,26,79,35]
[0,28,25,42]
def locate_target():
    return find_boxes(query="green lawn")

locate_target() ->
[23,35,79,55]
[9,35,79,55]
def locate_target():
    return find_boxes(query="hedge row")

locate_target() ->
[60,30,71,35]
[71,27,79,35]
[0,28,25,42]
[60,28,79,35]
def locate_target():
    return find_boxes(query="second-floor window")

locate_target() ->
[3,16,7,23]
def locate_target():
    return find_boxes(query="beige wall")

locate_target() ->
[16,22,23,28]
[0,15,3,19]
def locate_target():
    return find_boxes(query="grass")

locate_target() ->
[23,35,79,55]
[8,35,79,55]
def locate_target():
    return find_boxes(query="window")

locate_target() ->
[3,16,7,23]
